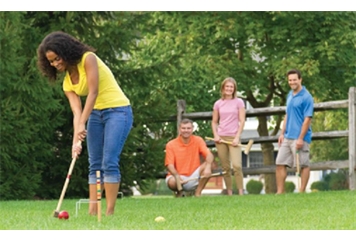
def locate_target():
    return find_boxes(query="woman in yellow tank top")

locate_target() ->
[37,31,133,216]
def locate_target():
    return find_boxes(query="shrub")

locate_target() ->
[326,170,349,191]
[310,181,328,191]
[155,179,174,195]
[246,179,263,194]
[285,181,296,193]
[138,179,158,195]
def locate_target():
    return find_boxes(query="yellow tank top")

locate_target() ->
[62,52,130,109]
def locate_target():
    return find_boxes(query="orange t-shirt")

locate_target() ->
[164,135,209,176]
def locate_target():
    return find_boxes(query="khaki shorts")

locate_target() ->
[275,138,310,168]
[165,167,200,191]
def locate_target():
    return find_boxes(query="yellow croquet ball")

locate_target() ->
[154,216,165,222]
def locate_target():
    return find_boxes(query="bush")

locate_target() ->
[138,179,158,195]
[313,169,349,192]
[155,179,174,195]
[246,179,263,194]
[285,181,296,193]
[310,181,328,191]
[325,170,349,191]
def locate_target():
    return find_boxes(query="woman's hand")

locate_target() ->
[232,137,240,146]
[77,123,87,142]
[213,136,221,143]
[72,142,82,159]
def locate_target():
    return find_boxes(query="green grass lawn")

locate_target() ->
[1,190,355,230]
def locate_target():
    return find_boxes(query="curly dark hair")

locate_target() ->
[37,31,96,81]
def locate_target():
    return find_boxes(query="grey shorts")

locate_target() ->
[275,138,310,168]
[165,167,200,191]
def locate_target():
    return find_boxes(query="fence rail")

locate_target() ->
[242,160,349,175]
[180,99,349,120]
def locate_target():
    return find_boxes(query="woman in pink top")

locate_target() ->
[211,77,246,195]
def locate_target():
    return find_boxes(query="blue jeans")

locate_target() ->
[86,105,133,184]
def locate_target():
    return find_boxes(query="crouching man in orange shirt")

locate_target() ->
[165,118,214,197]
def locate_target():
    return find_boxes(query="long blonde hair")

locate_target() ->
[220,77,237,99]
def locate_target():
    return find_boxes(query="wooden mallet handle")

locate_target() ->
[205,137,254,155]
[53,141,82,217]
[182,171,227,183]
[296,151,301,192]
[175,174,183,191]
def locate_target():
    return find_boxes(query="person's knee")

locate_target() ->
[221,162,231,170]
[199,162,213,172]
[302,166,310,172]
[276,165,286,171]
[166,177,176,190]
[233,165,242,172]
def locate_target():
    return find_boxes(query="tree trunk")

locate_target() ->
[257,116,277,194]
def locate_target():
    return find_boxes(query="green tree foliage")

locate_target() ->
[311,110,348,162]
[0,11,158,200]
[0,12,64,199]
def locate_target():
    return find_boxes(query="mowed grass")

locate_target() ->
[1,190,355,230]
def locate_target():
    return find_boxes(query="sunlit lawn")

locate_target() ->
[1,190,355,231]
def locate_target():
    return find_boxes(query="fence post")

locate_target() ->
[177,100,186,134]
[349,87,356,190]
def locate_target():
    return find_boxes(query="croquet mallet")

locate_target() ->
[182,171,227,184]
[205,137,254,155]
[175,174,183,192]
[296,151,301,192]
[53,141,81,217]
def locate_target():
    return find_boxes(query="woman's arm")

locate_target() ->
[78,53,99,139]
[212,109,220,142]
[64,91,82,157]
[233,106,246,145]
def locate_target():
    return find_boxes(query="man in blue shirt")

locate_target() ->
[276,69,314,194]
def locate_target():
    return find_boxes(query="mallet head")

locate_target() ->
[53,210,60,218]
[244,139,254,155]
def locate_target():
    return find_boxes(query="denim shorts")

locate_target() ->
[86,105,133,184]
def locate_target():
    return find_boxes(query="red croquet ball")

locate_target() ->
[58,210,69,220]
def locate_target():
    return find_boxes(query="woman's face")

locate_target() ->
[45,50,67,72]
[223,81,235,96]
